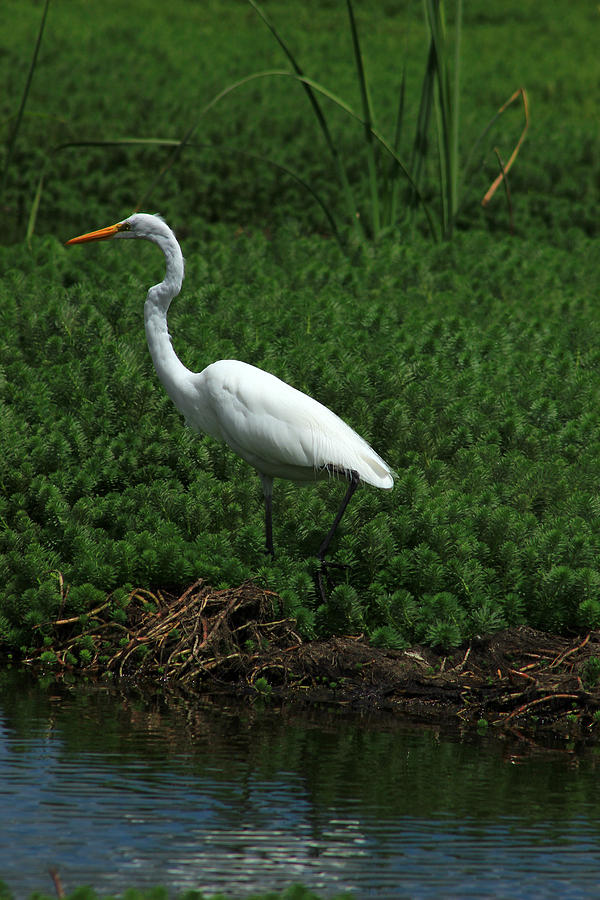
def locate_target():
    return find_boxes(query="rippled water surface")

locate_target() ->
[1,670,600,898]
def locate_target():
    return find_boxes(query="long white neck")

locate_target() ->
[143,231,194,410]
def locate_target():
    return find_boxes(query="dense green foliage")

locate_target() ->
[2,229,600,652]
[2,0,599,244]
[1,1,599,654]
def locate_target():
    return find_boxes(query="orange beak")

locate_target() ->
[65,222,124,246]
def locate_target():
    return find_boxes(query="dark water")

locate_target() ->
[1,671,600,899]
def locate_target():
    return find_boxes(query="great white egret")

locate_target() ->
[65,213,394,594]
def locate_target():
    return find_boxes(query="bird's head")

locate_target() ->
[65,213,175,247]
[65,213,184,302]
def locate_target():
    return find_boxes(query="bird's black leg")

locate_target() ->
[260,474,275,557]
[316,470,360,600]
[317,469,360,560]
[264,491,274,557]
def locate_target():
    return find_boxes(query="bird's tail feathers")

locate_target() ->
[317,430,394,490]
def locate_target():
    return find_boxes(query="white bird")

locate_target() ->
[65,213,394,594]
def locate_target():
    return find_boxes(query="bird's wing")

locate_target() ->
[194,360,394,487]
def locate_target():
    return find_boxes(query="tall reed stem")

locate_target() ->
[1,0,51,197]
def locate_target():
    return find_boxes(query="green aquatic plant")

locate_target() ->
[2,228,600,653]
[370,625,406,650]
[253,676,273,698]
[583,656,600,689]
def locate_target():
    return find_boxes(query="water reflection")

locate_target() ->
[1,670,600,898]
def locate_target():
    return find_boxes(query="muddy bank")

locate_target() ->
[28,580,600,744]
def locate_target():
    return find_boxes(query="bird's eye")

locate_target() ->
[117,222,131,233]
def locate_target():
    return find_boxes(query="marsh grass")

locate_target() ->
[12,0,528,245]
[127,0,524,242]
[2,2,596,243]
[203,0,528,241]
[0,0,50,202]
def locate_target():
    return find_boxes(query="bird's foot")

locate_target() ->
[316,558,350,602]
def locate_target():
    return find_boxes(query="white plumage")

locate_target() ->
[190,359,393,487]
[66,213,394,585]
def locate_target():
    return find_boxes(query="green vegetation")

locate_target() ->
[1,1,599,656]
[239,0,527,242]
[0,884,350,900]
[253,676,274,698]
[583,656,600,689]
[3,0,598,244]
